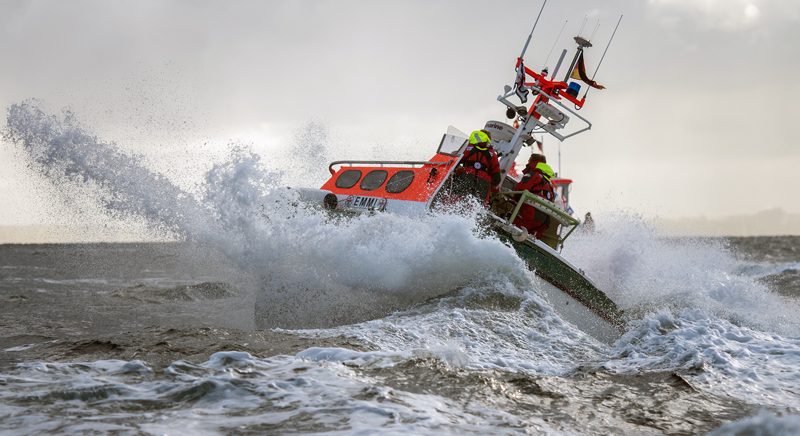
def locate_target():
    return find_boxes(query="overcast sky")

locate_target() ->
[1,0,799,231]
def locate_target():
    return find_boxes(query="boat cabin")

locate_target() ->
[318,130,467,214]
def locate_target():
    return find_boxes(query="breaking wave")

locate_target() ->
[2,101,525,329]
[4,101,798,336]
[4,101,800,434]
[562,214,800,337]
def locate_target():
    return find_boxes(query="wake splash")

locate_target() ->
[3,100,270,245]
[253,210,529,329]
[3,101,527,329]
[4,101,797,336]
[562,214,800,337]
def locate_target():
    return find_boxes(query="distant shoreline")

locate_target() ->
[0,225,176,244]
[649,208,800,237]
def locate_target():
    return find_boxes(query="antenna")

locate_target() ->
[590,21,600,41]
[583,15,623,99]
[578,15,588,37]
[558,140,561,179]
[519,0,548,60]
[543,20,568,69]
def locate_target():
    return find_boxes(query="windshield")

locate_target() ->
[437,129,468,157]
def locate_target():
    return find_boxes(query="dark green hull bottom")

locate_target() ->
[497,233,625,336]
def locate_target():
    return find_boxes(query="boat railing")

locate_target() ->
[328,159,453,175]
[494,190,581,247]
[497,85,592,142]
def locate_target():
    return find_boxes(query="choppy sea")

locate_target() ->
[1,101,800,435]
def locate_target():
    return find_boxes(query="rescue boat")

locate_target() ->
[294,9,625,342]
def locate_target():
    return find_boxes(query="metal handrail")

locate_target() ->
[497,83,592,142]
[502,191,579,225]
[497,190,581,246]
[328,160,452,175]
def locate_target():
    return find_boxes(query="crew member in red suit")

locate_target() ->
[452,130,501,203]
[512,153,555,239]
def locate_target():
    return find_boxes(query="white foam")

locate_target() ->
[604,309,800,409]
[563,214,800,337]
[7,102,800,432]
[323,270,608,376]
[251,202,559,329]
[0,352,555,435]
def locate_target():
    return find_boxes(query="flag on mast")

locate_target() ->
[514,61,529,103]
[570,52,605,89]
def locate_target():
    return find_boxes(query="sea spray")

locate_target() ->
[563,212,800,337]
[3,101,534,330]
[3,101,321,256]
[253,209,530,329]
[4,102,800,434]
[3,100,213,238]
[6,101,797,339]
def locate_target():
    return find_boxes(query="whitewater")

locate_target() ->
[1,101,800,435]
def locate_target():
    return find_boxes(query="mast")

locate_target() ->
[494,8,616,178]
[519,0,548,60]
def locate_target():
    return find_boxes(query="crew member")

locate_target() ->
[582,212,596,232]
[512,153,555,239]
[452,130,501,203]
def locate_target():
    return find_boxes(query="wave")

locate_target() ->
[561,214,800,337]
[1,351,544,435]
[3,102,533,330]
[605,309,800,409]
[5,101,798,338]
[5,101,800,434]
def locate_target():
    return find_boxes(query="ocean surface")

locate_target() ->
[2,102,800,435]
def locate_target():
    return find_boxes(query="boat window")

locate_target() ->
[385,170,415,193]
[360,170,388,191]
[335,169,362,189]
[436,133,468,157]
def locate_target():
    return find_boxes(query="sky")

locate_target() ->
[1,0,799,235]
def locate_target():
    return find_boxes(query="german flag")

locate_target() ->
[570,52,605,90]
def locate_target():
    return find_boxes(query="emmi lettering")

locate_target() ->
[356,197,378,208]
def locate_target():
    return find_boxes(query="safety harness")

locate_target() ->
[460,145,495,179]
[519,171,555,201]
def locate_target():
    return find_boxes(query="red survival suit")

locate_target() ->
[512,161,556,238]
[452,131,501,203]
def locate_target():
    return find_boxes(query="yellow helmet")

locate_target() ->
[469,130,491,146]
[535,162,554,179]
